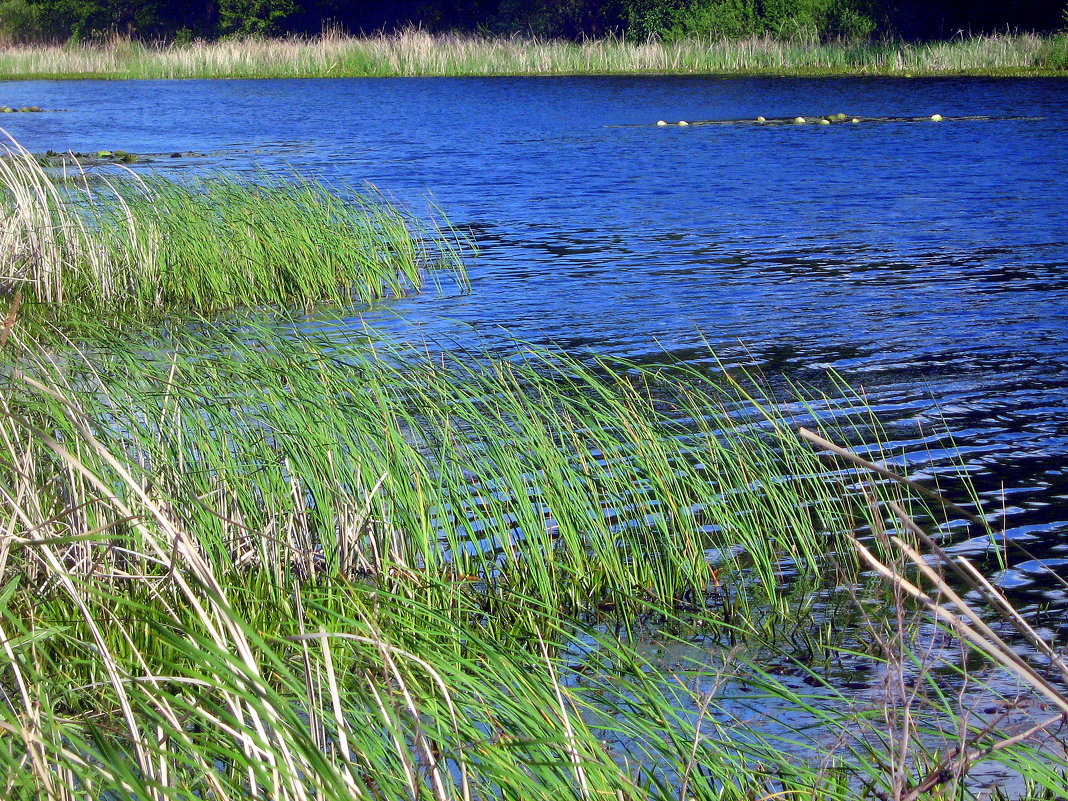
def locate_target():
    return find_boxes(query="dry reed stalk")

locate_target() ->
[801,427,1068,800]
[0,288,20,348]
[0,134,145,305]
[5,370,331,800]
[798,427,987,529]
[287,627,468,799]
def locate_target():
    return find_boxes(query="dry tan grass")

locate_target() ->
[0,30,1063,79]
[0,134,144,304]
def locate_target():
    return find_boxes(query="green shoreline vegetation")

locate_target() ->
[1,0,1067,78]
[3,132,1068,797]
[0,29,1066,79]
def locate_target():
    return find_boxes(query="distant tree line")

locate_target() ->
[1,0,1065,43]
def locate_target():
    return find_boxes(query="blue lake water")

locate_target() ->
[5,75,1068,604]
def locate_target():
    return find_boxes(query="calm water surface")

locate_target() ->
[5,75,1068,604]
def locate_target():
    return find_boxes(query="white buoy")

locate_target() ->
[851,118,860,123]
[656,120,668,126]
[756,116,766,123]
[931,113,943,121]
[819,118,831,125]
[794,116,806,124]
[678,120,689,126]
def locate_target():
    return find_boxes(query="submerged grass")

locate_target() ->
[0,134,466,327]
[0,30,1065,79]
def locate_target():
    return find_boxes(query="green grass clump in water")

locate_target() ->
[1,322,855,620]
[2,323,1067,797]
[111,175,460,315]
[0,134,466,327]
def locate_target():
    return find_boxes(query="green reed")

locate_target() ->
[0,135,466,327]
[1,507,1064,799]
[2,322,863,620]
[2,321,1066,798]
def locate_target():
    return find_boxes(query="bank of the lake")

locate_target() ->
[1,30,1067,80]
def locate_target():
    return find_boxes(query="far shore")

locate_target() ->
[0,30,1066,80]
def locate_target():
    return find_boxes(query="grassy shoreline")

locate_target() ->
[5,313,1067,798]
[0,30,1066,80]
[3,134,1068,798]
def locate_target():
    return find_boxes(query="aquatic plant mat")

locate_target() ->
[0,30,1065,79]
[2,315,1067,799]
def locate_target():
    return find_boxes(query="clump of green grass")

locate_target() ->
[3,322,1067,798]
[0,134,466,325]
[0,30,1065,79]
[1,320,851,796]
[0,550,855,800]
[1,322,863,620]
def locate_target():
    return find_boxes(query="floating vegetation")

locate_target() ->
[0,104,43,112]
[62,148,138,164]
[35,147,205,167]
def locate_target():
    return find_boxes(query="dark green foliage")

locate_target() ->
[0,0,42,42]
[882,0,1064,39]
[21,0,217,39]
[8,0,1068,43]
[637,0,880,43]
[492,0,625,38]
[218,0,298,36]
[1045,31,1068,68]
[672,0,763,39]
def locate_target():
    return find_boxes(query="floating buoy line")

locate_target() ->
[626,113,1042,128]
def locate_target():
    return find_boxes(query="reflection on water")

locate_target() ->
[9,74,1068,604]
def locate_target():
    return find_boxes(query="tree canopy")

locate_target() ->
[4,0,1067,43]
